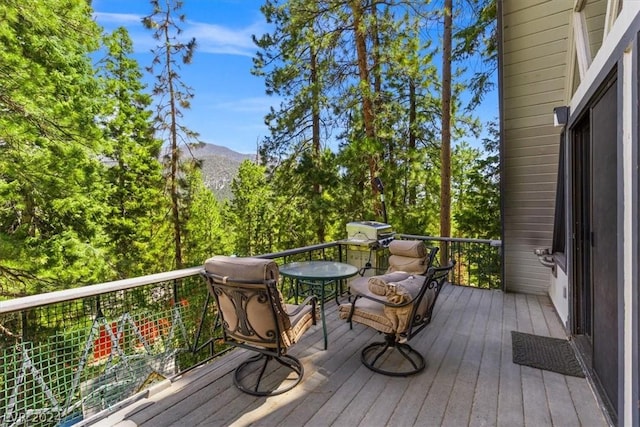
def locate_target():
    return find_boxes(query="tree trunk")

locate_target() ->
[351,1,380,215]
[163,21,183,269]
[310,47,325,242]
[408,79,417,206]
[440,0,453,264]
[372,1,382,97]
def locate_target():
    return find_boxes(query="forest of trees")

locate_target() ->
[0,0,498,300]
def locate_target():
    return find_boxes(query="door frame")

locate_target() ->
[561,12,640,427]
[568,71,619,421]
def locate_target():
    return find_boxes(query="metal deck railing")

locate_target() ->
[0,237,500,426]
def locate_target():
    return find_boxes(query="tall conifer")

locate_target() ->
[0,0,110,293]
[97,27,169,277]
[143,0,199,269]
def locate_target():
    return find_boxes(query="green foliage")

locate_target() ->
[229,149,343,255]
[274,148,342,244]
[451,0,497,109]
[0,0,111,292]
[143,0,200,269]
[97,27,171,277]
[0,0,500,301]
[182,167,233,264]
[453,122,500,239]
[229,161,278,256]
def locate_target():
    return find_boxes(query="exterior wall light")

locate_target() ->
[553,106,569,127]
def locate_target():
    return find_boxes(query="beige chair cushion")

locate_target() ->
[204,255,279,282]
[387,240,428,275]
[285,304,316,345]
[364,272,413,295]
[339,299,394,334]
[388,240,426,257]
[387,255,428,275]
[204,255,313,349]
[341,274,434,336]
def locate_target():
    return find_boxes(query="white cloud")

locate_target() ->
[94,12,266,58]
[93,12,142,25]
[185,21,265,57]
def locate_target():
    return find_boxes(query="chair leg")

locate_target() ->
[361,334,425,377]
[233,353,304,396]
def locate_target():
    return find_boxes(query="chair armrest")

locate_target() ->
[286,295,317,316]
[343,293,414,329]
[356,292,415,308]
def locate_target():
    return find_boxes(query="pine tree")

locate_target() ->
[433,0,496,261]
[440,0,453,264]
[229,161,277,256]
[254,1,436,230]
[453,122,500,239]
[251,0,497,246]
[182,166,233,265]
[143,0,199,269]
[253,0,338,242]
[97,26,170,277]
[0,0,111,294]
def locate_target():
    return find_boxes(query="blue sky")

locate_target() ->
[93,0,274,154]
[92,1,498,155]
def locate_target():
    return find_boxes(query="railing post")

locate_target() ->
[96,295,103,318]
[21,311,27,341]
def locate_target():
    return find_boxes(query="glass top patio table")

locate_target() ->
[279,261,359,350]
[279,260,359,281]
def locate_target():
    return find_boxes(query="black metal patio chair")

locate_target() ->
[201,255,317,396]
[340,252,455,376]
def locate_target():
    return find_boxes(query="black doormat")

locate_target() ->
[511,331,585,377]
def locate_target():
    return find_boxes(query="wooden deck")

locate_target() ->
[93,285,609,427]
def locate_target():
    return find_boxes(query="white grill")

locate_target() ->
[346,221,393,241]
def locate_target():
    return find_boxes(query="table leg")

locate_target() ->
[334,279,342,305]
[287,279,299,305]
[295,278,329,350]
[320,280,327,350]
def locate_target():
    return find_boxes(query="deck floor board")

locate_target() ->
[94,285,608,427]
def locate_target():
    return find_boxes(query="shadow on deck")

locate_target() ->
[92,285,608,427]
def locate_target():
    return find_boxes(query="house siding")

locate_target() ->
[500,0,572,294]
[584,0,607,57]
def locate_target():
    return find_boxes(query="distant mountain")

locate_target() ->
[192,143,255,200]
[192,143,255,163]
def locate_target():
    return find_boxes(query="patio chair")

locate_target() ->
[201,255,317,396]
[339,254,455,376]
[350,239,439,296]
